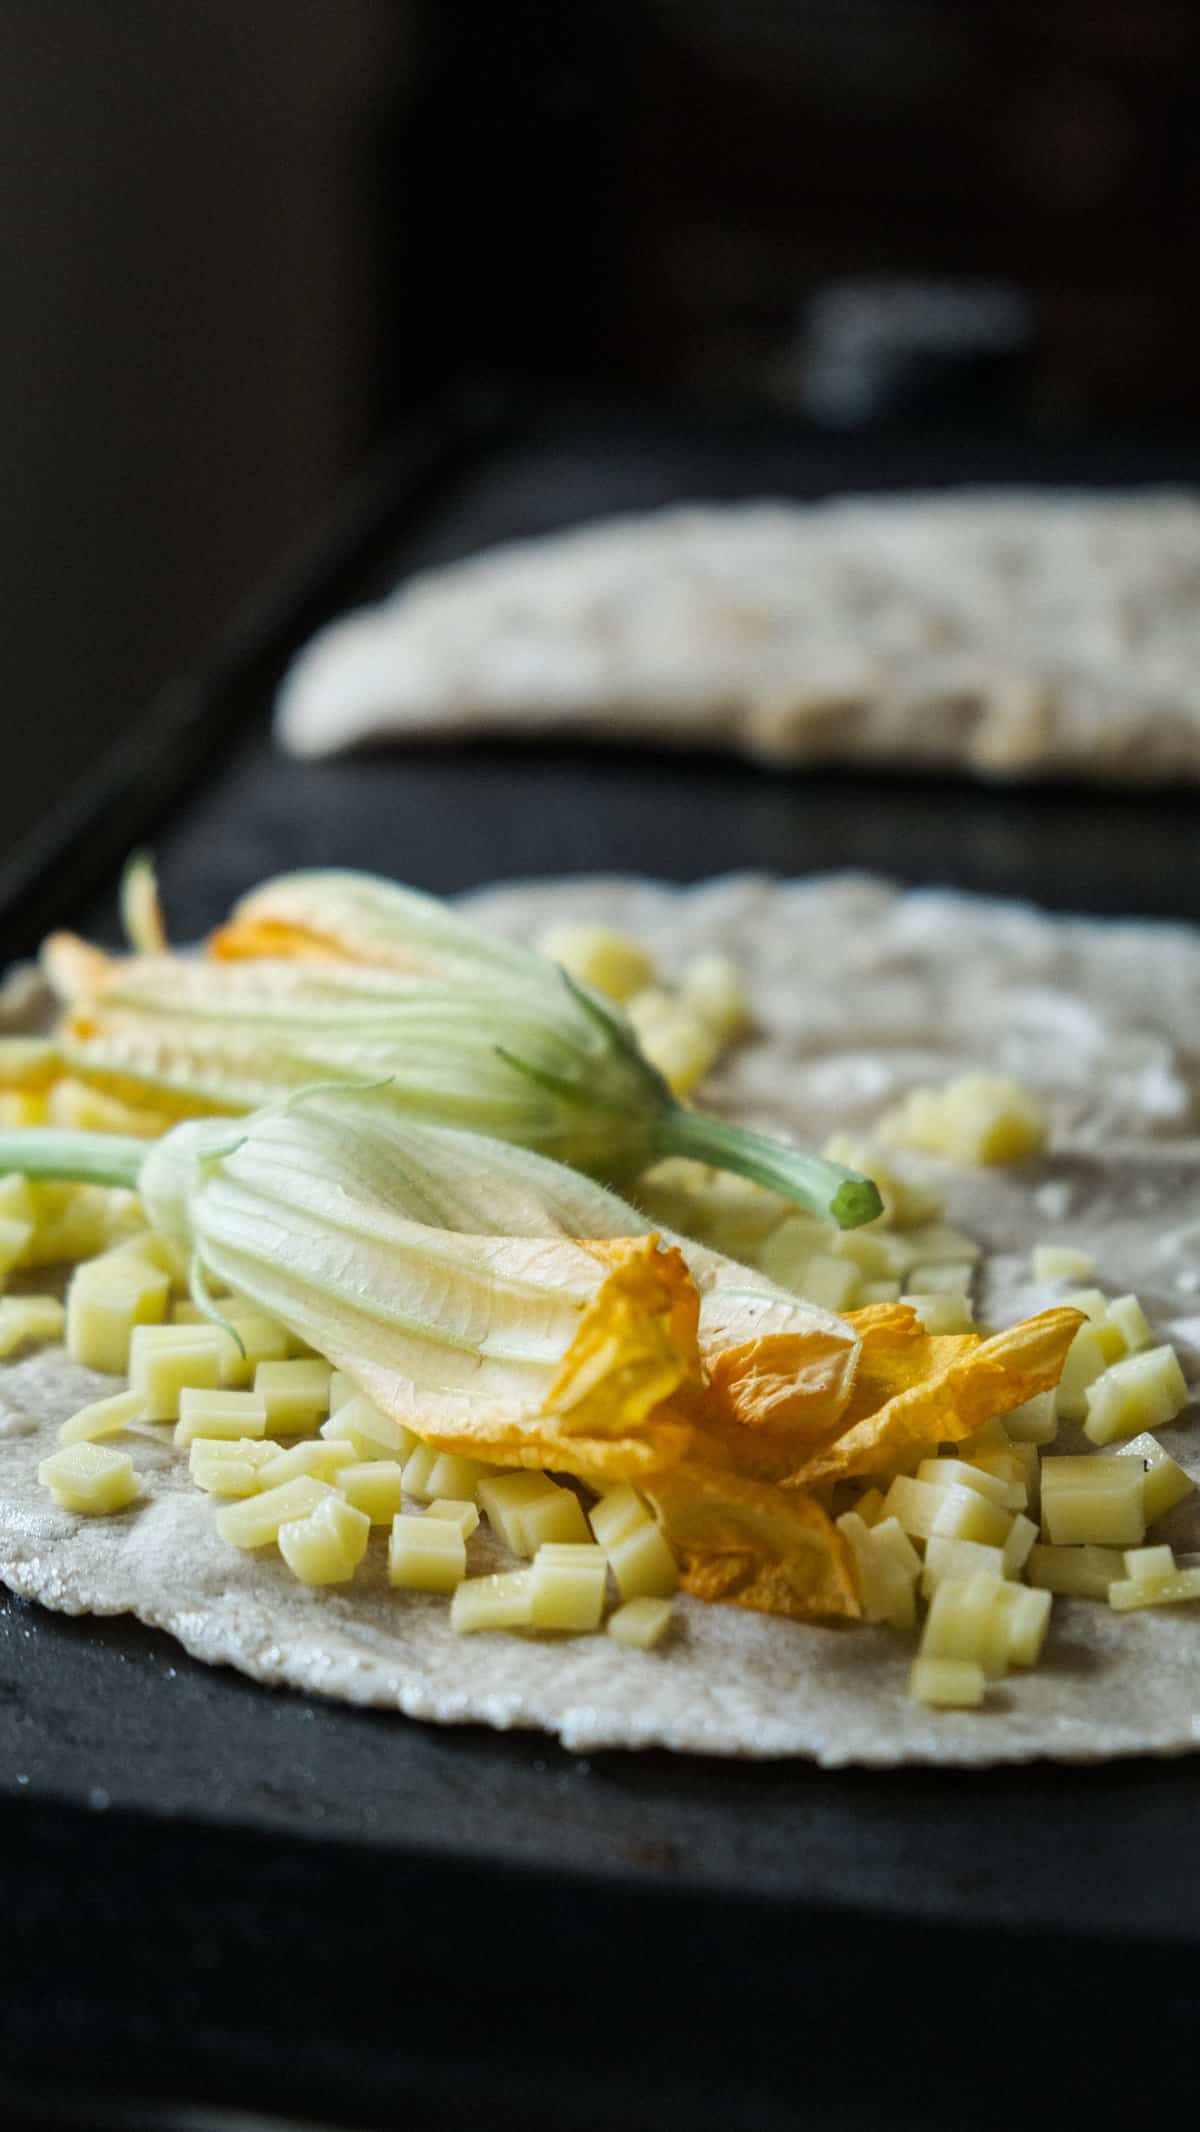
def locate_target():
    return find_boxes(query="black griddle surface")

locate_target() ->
[4,399,1200,2130]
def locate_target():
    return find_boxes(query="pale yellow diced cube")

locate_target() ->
[1115,1432,1195,1526]
[321,1394,416,1463]
[908,1261,973,1296]
[215,1475,335,1549]
[402,1444,486,1505]
[388,1511,466,1593]
[0,1293,65,1358]
[607,1596,673,1650]
[1040,1455,1146,1547]
[965,1440,1036,1503]
[920,1537,1006,1600]
[679,952,749,1040]
[58,1388,145,1447]
[109,1230,188,1290]
[896,1222,983,1267]
[0,1175,38,1225]
[517,1483,591,1551]
[830,1227,916,1281]
[129,1324,224,1420]
[37,1441,140,1515]
[1105,1293,1155,1356]
[1031,1244,1096,1282]
[536,921,656,1004]
[1082,1346,1190,1446]
[258,1439,356,1487]
[336,1461,407,1525]
[881,1074,1048,1167]
[789,1251,861,1313]
[188,1437,279,1497]
[0,1213,34,1279]
[883,1475,1012,1549]
[919,1573,1011,1678]
[761,1220,844,1292]
[1054,1321,1126,1422]
[0,1093,46,1130]
[588,1484,651,1551]
[170,1301,206,1325]
[605,1518,678,1601]
[915,1458,1025,1513]
[477,1470,559,1553]
[854,1486,887,1527]
[1027,1543,1125,1599]
[174,1388,268,1446]
[627,990,721,1096]
[909,1657,986,1708]
[900,1292,974,1336]
[855,1278,903,1305]
[529,1542,607,1632]
[450,1569,534,1634]
[1000,1389,1057,1445]
[215,1306,293,1387]
[1063,1287,1112,1324]
[278,1493,370,1585]
[1124,1544,1176,1583]
[1002,1512,1039,1576]
[67,1254,170,1374]
[1109,1564,1200,1611]
[254,1358,332,1436]
[838,1512,918,1626]
[425,1496,481,1539]
[989,1581,1053,1667]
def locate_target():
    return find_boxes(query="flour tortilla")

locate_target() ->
[275,493,1200,781]
[1,872,1198,1765]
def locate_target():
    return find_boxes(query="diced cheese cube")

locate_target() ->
[188,1438,279,1497]
[425,1497,481,1538]
[1000,1389,1057,1445]
[989,1581,1053,1667]
[1063,1288,1111,1324]
[1027,1543,1125,1599]
[388,1512,466,1593]
[883,1475,1012,1549]
[401,1444,486,1505]
[891,1221,981,1265]
[920,1537,1007,1599]
[855,1279,902,1305]
[1108,1564,1200,1610]
[58,1388,144,1446]
[907,1261,973,1296]
[174,1388,269,1446]
[516,1483,591,1551]
[536,921,656,1004]
[679,952,749,1039]
[1115,1432,1195,1525]
[529,1542,607,1631]
[1082,1346,1190,1446]
[450,1570,533,1634]
[336,1461,407,1525]
[838,1512,918,1626]
[254,1358,332,1436]
[900,1292,974,1335]
[1124,1545,1176,1583]
[321,1394,416,1463]
[1031,1244,1095,1282]
[627,990,721,1097]
[607,1597,673,1650]
[215,1475,335,1549]
[588,1484,651,1551]
[278,1493,370,1586]
[605,1518,678,1601]
[477,1470,560,1552]
[109,1229,189,1289]
[37,1441,140,1515]
[258,1439,357,1487]
[0,1294,66,1358]
[0,1213,34,1279]
[215,1305,293,1387]
[854,1486,887,1527]
[129,1324,225,1420]
[909,1657,986,1708]
[915,1458,1025,1513]
[1105,1294,1155,1356]
[1055,1321,1125,1422]
[919,1573,1012,1678]
[1002,1513,1039,1576]
[1040,1455,1146,1547]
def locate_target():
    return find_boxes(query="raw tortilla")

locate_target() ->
[1,873,1198,1765]
[274,493,1200,781]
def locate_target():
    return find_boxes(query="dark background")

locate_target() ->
[6,0,1200,873]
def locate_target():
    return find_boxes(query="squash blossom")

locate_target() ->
[37,869,881,1230]
[0,1089,1081,1623]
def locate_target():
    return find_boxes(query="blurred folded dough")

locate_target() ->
[275,491,1200,781]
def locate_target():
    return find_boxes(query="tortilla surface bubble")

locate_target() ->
[1,871,1198,1764]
